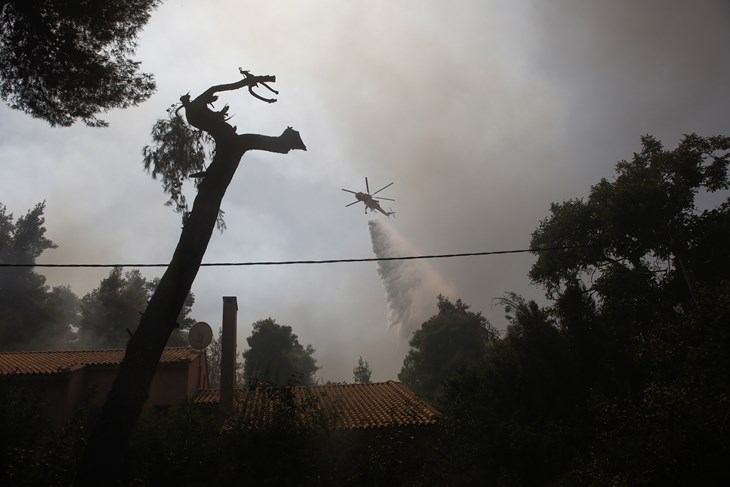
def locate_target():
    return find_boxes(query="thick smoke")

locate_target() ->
[369,220,455,338]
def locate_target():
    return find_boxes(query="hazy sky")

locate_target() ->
[2,0,729,381]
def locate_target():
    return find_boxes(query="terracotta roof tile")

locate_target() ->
[194,381,441,431]
[0,347,201,376]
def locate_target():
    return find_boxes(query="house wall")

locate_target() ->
[147,363,191,408]
[4,355,208,428]
[144,355,207,407]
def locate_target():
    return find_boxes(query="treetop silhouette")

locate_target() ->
[0,0,161,126]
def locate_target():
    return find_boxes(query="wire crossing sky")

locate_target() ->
[1,245,597,268]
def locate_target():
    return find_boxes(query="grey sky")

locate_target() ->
[2,0,729,381]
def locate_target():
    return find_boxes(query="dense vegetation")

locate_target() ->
[242,318,319,386]
[0,204,195,351]
[2,134,728,484]
[423,134,730,485]
[0,0,161,126]
[0,202,78,350]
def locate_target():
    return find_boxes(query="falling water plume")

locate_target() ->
[368,220,455,337]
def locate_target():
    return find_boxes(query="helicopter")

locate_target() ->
[342,177,396,217]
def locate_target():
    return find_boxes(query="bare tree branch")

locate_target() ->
[74,70,305,484]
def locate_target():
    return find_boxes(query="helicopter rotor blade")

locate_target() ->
[365,177,370,195]
[371,181,394,196]
[345,201,360,207]
[341,189,358,194]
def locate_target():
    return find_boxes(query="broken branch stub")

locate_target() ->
[179,71,281,137]
[239,68,278,103]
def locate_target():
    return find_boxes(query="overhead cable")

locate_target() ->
[0,245,595,268]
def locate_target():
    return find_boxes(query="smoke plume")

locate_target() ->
[369,220,455,338]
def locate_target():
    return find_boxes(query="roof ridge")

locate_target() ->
[385,381,442,417]
[288,380,405,389]
[0,346,193,355]
[195,381,407,394]
[1,347,200,376]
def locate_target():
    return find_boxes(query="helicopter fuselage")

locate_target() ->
[343,178,395,217]
[354,193,390,216]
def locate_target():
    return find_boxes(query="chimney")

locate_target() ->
[219,296,237,425]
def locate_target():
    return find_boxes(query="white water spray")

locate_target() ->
[368,220,455,338]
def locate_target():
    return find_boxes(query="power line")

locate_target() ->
[0,245,594,269]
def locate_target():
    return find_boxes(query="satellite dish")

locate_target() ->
[188,321,213,350]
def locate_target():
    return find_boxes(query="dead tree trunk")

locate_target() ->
[74,73,305,485]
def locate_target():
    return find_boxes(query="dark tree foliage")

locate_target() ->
[522,134,730,484]
[529,133,730,400]
[0,380,51,483]
[0,0,160,127]
[530,133,730,302]
[0,202,78,351]
[431,135,730,485]
[142,106,218,225]
[398,295,497,407]
[440,295,581,485]
[74,70,305,484]
[77,267,195,349]
[0,379,89,485]
[352,356,372,384]
[77,267,147,349]
[124,404,219,486]
[564,283,730,485]
[242,318,319,386]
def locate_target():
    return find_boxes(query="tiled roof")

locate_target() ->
[194,381,441,431]
[0,347,202,376]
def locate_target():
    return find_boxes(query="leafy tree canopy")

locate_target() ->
[530,134,730,304]
[142,104,221,227]
[0,202,78,350]
[398,295,497,406]
[505,134,730,484]
[77,266,194,349]
[353,356,372,384]
[242,318,319,386]
[442,294,580,485]
[0,0,161,126]
[529,134,730,398]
